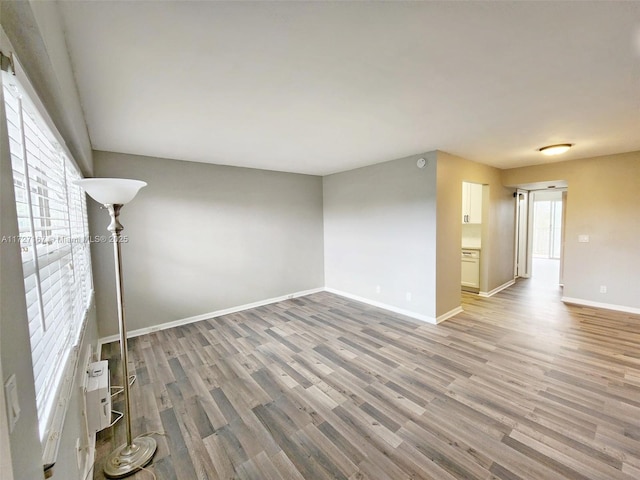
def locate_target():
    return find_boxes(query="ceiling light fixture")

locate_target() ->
[538,143,573,156]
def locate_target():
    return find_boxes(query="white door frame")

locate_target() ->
[514,189,530,278]
[519,188,567,284]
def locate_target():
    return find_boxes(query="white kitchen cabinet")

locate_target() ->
[461,249,480,290]
[462,182,482,224]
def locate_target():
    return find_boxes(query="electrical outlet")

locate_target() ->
[406,292,412,301]
[375,285,381,294]
[599,285,607,294]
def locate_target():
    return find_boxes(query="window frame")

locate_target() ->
[1,61,94,466]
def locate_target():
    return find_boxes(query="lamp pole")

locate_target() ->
[102,203,156,478]
[74,178,156,478]
[108,204,133,448]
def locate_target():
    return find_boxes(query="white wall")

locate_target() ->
[90,151,325,337]
[323,152,438,320]
[502,151,640,311]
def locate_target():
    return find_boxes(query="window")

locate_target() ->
[2,70,93,443]
[532,194,563,260]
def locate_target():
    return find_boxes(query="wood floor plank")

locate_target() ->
[95,278,640,479]
[237,451,284,480]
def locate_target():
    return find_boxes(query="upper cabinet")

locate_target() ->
[462,182,482,224]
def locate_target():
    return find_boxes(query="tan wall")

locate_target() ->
[502,151,640,309]
[436,151,516,317]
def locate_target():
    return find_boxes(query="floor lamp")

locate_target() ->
[75,178,156,478]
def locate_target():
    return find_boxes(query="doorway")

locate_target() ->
[513,186,567,288]
[532,190,563,260]
[531,190,564,287]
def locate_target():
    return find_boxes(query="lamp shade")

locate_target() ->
[74,178,147,205]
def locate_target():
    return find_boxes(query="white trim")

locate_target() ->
[97,286,473,349]
[479,279,516,298]
[561,297,640,315]
[0,346,14,480]
[436,306,464,323]
[98,288,325,347]
[3,52,78,171]
[79,346,96,480]
[81,460,94,480]
[324,288,437,324]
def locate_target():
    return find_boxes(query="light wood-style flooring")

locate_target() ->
[95,278,640,479]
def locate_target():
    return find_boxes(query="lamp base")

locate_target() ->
[103,436,157,478]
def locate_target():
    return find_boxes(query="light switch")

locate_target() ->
[578,235,590,243]
[5,374,20,432]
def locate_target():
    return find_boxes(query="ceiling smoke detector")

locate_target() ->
[538,144,573,156]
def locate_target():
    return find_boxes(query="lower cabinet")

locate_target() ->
[461,249,480,291]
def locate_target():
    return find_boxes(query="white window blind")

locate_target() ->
[2,72,93,440]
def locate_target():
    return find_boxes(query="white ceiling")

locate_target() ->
[58,1,640,176]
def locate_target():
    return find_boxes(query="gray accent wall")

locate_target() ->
[323,152,438,319]
[322,150,516,322]
[502,151,640,310]
[90,151,325,337]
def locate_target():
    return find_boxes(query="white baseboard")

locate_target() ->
[98,285,468,348]
[561,297,640,315]
[98,287,325,347]
[436,306,464,323]
[324,288,437,324]
[479,279,516,298]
